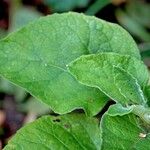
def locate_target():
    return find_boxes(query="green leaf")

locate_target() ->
[0,12,140,115]
[134,134,150,149]
[101,113,150,149]
[4,114,101,150]
[68,53,148,105]
[107,103,134,116]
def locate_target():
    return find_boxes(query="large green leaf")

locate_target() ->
[101,113,150,149]
[4,114,101,150]
[68,53,148,105]
[0,12,140,115]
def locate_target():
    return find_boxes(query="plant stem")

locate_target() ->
[132,105,150,125]
[85,0,111,15]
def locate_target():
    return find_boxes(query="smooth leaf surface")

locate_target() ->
[101,113,150,150]
[4,114,101,150]
[0,12,140,115]
[69,53,148,105]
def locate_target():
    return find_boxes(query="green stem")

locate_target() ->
[85,0,111,15]
[132,105,150,125]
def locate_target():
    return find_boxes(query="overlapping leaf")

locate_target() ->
[0,12,140,115]
[69,53,148,105]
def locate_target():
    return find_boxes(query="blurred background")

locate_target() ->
[0,0,150,149]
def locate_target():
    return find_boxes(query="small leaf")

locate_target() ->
[0,12,141,115]
[101,113,150,149]
[69,53,148,105]
[107,103,134,116]
[4,114,101,150]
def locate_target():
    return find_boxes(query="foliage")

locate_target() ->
[85,0,110,15]
[0,12,150,149]
[116,0,150,42]
[44,0,90,12]
[4,114,101,150]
